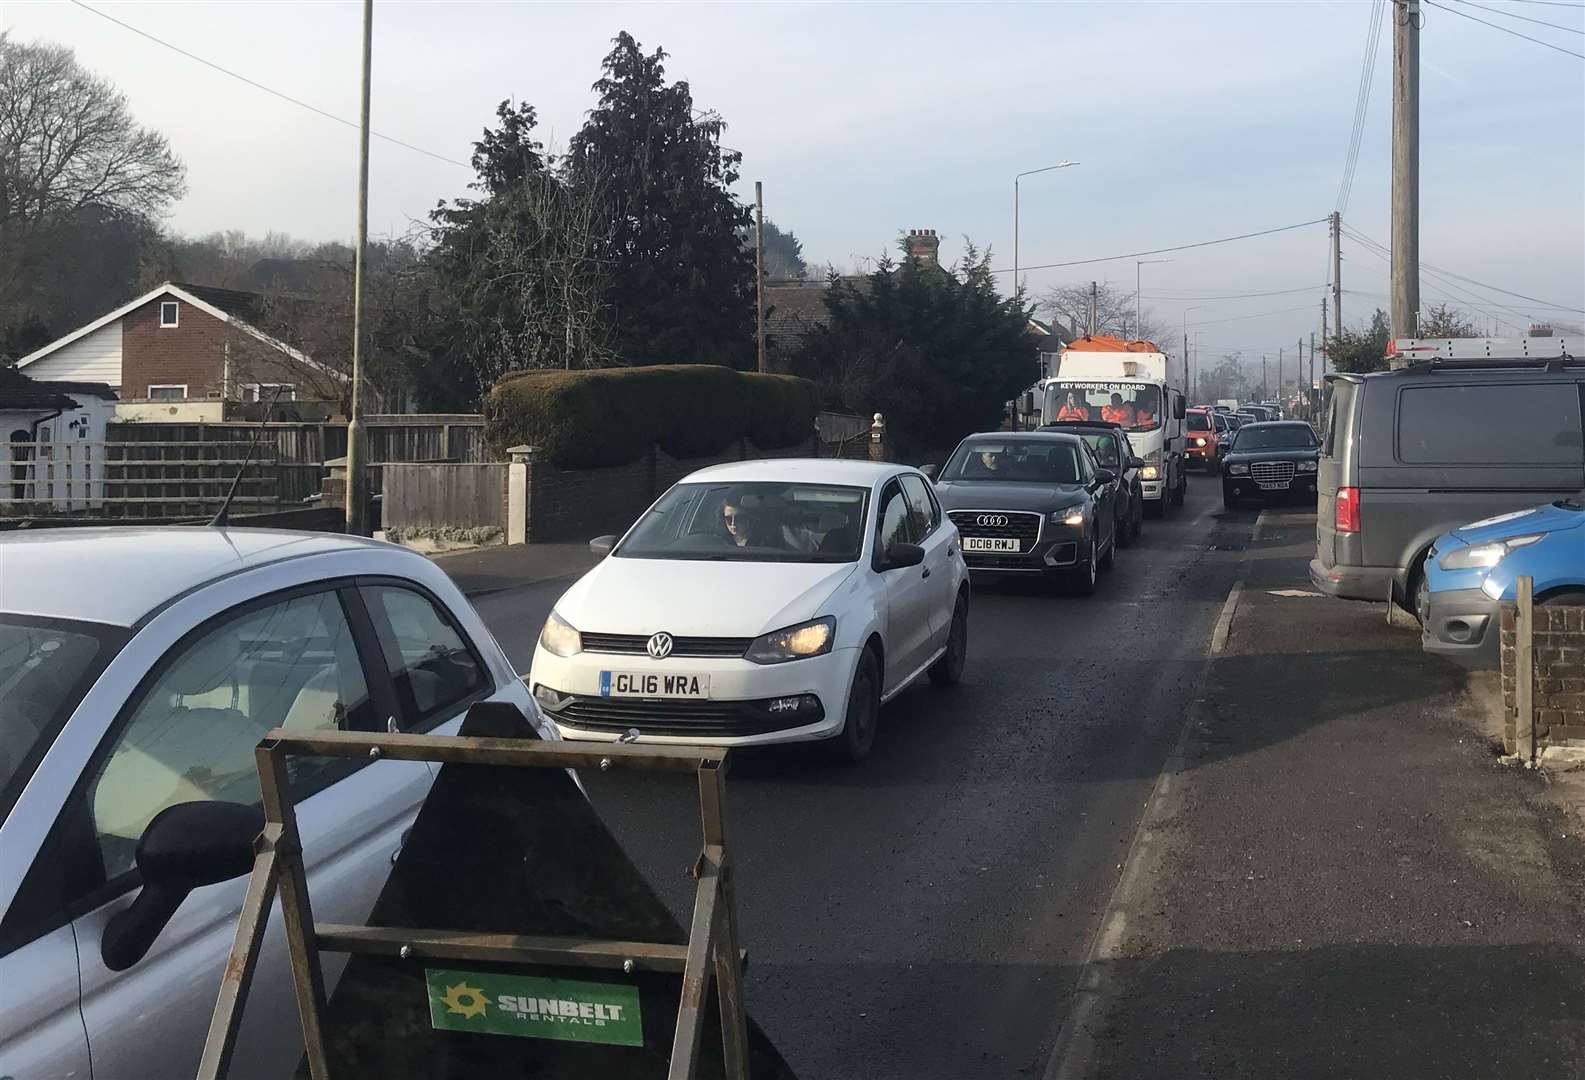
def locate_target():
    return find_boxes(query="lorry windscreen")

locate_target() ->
[1045,382,1162,432]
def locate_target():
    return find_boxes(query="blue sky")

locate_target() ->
[7,0,1583,358]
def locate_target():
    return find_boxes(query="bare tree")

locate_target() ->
[1039,280,1169,344]
[0,35,186,341]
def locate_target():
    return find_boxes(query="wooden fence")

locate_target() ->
[2,439,278,519]
[381,463,508,540]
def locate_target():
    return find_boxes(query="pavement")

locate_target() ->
[442,489,1584,1080]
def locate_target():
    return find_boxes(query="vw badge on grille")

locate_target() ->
[646,632,674,659]
[975,514,1009,528]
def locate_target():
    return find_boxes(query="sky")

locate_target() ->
[6,0,1584,368]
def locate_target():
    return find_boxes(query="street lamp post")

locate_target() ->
[1134,259,1170,341]
[1013,161,1078,298]
[1183,305,1202,401]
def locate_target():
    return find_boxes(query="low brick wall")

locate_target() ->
[1500,603,1585,751]
[525,437,817,542]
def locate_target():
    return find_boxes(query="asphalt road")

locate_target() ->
[471,478,1259,1080]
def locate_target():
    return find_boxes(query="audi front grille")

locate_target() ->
[947,510,1042,543]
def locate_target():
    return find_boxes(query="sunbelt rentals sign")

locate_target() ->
[426,968,643,1046]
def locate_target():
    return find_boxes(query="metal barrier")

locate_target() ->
[197,729,748,1080]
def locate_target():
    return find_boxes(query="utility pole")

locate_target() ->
[1330,210,1343,338]
[1278,346,1284,404]
[1261,355,1268,400]
[1298,338,1305,415]
[1309,332,1317,421]
[1321,296,1328,367]
[1089,281,1098,336]
[755,181,766,373]
[1135,258,1169,343]
[1390,0,1420,341]
[344,0,373,537]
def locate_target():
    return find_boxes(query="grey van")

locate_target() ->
[1310,355,1585,614]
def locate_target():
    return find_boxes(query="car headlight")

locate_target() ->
[1438,534,1543,571]
[1227,463,1249,475]
[1194,437,1206,447]
[745,617,835,664]
[1297,460,1318,473]
[538,610,582,657]
[1051,507,1086,526]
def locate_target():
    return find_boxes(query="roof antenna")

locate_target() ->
[210,384,287,527]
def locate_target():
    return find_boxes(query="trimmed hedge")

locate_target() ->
[484,365,819,468]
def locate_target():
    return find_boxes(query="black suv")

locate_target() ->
[1038,421,1145,545]
[1310,345,1584,613]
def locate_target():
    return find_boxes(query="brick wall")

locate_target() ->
[121,296,310,400]
[1499,603,1585,750]
[525,437,818,542]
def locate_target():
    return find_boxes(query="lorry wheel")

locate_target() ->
[1170,470,1186,507]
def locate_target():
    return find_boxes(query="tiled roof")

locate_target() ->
[0,383,81,412]
[764,285,832,342]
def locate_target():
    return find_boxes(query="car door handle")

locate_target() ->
[921,566,931,578]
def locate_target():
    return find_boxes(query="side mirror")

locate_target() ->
[102,801,262,971]
[589,535,617,557]
[1129,456,1147,469]
[1019,392,1035,416]
[919,464,939,480]
[1093,469,1116,486]
[882,542,926,571]
[1173,398,1187,420]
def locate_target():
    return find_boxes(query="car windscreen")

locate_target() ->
[615,482,869,562]
[1044,382,1162,432]
[1,615,126,827]
[1186,413,1211,431]
[1232,425,1317,450]
[943,439,1080,483]
[1078,434,1121,469]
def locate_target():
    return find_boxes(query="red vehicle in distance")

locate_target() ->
[1185,407,1224,472]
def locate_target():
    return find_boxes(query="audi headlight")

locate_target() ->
[1227,463,1249,475]
[1438,534,1543,571]
[539,610,582,657]
[746,617,835,664]
[1051,507,1086,526]
[1297,460,1318,473]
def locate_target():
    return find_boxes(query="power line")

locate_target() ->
[1340,228,1529,330]
[999,218,1328,276]
[68,0,472,169]
[1142,284,1330,301]
[1422,0,1585,58]
[1451,0,1585,32]
[1343,224,1585,312]
[1337,0,1387,214]
[1499,1,1585,8]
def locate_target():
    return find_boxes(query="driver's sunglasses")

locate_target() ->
[723,511,740,523]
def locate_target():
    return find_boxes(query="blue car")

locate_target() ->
[1420,495,1585,668]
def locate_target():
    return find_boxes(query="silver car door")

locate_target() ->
[0,924,91,1080]
[67,586,434,1080]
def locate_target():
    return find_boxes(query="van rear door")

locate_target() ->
[1315,375,1361,572]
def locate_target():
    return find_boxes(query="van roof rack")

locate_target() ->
[1389,336,1575,368]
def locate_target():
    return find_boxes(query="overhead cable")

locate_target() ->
[1422,0,1585,58]
[67,0,473,169]
[1337,0,1388,214]
[998,219,1329,276]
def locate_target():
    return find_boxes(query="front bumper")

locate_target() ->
[529,643,857,747]
[1223,474,1317,499]
[1421,586,1502,669]
[959,526,1085,574]
[1309,558,1398,601]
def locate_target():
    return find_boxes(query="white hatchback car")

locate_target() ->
[0,528,550,1080]
[529,460,970,761]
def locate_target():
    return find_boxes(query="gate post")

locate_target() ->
[506,445,535,546]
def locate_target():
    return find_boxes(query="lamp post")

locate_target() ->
[1134,259,1170,341]
[1183,305,1202,401]
[1013,161,1078,297]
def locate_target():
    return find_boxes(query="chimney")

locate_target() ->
[906,228,940,267]
[1528,323,1553,337]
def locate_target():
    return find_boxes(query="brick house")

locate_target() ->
[14,282,342,404]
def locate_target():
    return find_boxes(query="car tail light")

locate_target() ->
[1335,486,1360,533]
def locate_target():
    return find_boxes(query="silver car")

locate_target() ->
[0,528,551,1080]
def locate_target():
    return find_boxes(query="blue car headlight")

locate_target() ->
[1438,534,1543,571]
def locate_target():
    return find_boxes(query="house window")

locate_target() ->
[159,301,179,328]
[147,385,186,401]
[240,383,296,402]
